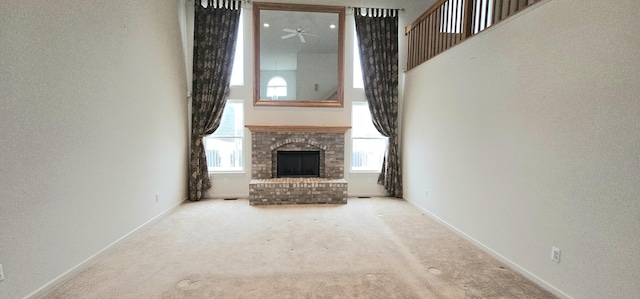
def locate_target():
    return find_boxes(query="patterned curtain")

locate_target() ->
[354,8,402,198]
[190,0,241,201]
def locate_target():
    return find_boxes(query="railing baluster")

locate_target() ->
[425,16,432,60]
[415,28,420,68]
[444,3,450,51]
[443,3,448,51]
[484,0,491,30]
[407,30,411,69]
[423,16,428,61]
[442,5,448,54]
[429,14,435,59]
[435,6,441,56]
[404,30,414,70]
[452,0,457,44]
[419,27,422,66]
[431,10,440,57]
[426,15,430,60]
[472,0,479,34]
[451,0,458,46]
[449,0,455,49]
[478,0,483,31]
[440,4,445,53]
[416,29,420,68]
[408,31,414,69]
[462,0,472,40]
[450,0,456,48]
[412,22,418,68]
[450,0,456,47]
[419,20,426,63]
[441,4,446,53]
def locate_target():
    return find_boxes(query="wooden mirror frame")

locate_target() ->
[253,2,345,107]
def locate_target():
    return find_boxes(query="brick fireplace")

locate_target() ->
[246,125,350,205]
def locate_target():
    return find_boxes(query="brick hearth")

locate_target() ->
[249,178,347,205]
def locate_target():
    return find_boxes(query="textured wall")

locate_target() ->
[0,1,188,298]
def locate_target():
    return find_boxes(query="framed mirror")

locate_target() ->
[253,2,345,107]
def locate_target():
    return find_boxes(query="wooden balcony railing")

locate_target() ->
[406,0,542,70]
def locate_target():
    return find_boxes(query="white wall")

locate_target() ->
[402,0,640,298]
[0,1,189,298]
[206,0,433,199]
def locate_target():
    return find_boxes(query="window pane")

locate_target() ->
[206,100,244,172]
[352,138,387,171]
[352,102,384,138]
[351,102,387,172]
[230,11,244,86]
[205,137,243,171]
[212,101,244,137]
[353,28,364,89]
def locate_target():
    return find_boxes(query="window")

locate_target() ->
[351,102,387,172]
[204,100,244,172]
[230,10,244,86]
[353,28,364,89]
[266,76,287,100]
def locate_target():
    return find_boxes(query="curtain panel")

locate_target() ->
[354,8,403,198]
[189,0,241,201]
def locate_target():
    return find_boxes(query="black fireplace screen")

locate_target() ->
[277,151,320,178]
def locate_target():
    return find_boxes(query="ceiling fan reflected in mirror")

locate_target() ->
[281,28,319,43]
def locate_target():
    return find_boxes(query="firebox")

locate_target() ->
[276,151,320,178]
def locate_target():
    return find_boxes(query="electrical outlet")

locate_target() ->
[551,247,561,263]
[0,264,5,282]
[155,193,159,203]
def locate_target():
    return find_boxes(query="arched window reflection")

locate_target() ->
[266,76,287,100]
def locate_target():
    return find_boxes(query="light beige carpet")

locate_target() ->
[41,197,556,298]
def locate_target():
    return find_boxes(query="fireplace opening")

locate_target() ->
[277,151,320,178]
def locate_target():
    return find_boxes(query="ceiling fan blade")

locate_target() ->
[301,32,319,37]
[281,33,297,39]
[299,34,306,43]
[283,28,297,33]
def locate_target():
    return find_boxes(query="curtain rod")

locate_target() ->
[195,0,250,9]
[192,0,251,4]
[350,6,404,17]
[348,6,405,12]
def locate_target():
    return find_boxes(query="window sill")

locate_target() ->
[350,170,382,174]
[208,170,246,175]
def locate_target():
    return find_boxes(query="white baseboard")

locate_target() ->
[24,197,187,299]
[404,197,573,299]
[348,192,389,197]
